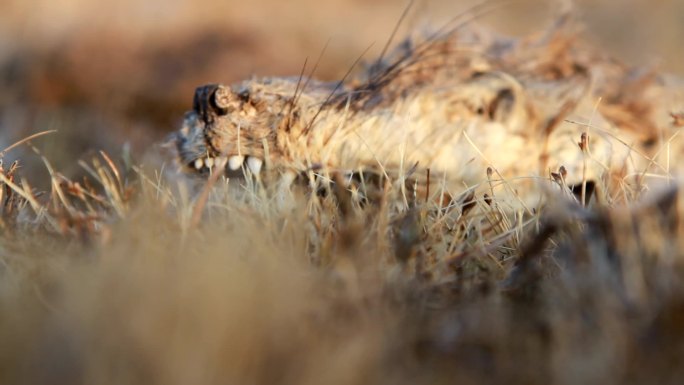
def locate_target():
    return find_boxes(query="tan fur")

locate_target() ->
[173,18,681,209]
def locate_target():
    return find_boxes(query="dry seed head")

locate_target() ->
[578,132,589,151]
[671,112,684,127]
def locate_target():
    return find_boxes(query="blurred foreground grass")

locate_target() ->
[1,135,684,384]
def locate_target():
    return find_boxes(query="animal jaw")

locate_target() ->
[173,17,672,209]
[176,73,535,186]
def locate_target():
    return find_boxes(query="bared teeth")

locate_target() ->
[280,170,296,186]
[205,157,215,169]
[228,155,245,170]
[246,157,263,174]
[193,155,260,174]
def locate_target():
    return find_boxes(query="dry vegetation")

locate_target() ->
[3,124,684,385]
[2,1,684,384]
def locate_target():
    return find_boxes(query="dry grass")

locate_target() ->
[2,122,684,384]
[2,1,684,384]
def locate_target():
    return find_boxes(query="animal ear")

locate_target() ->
[457,71,529,127]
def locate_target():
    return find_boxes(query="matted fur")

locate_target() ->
[173,15,681,209]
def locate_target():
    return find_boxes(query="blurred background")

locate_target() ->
[1,0,682,185]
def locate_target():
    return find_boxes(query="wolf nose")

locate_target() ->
[192,84,232,123]
[213,85,233,110]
